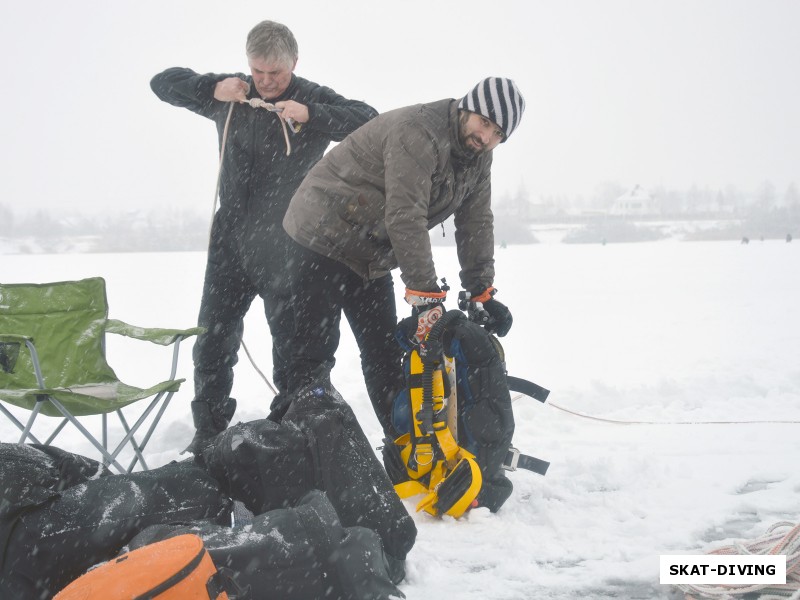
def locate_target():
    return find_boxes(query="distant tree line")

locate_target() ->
[1,180,798,252]
[491,180,799,243]
[0,206,210,253]
[494,180,800,221]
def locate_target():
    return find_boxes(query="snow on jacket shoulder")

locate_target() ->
[283,98,495,292]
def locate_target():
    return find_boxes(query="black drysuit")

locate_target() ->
[150,68,377,414]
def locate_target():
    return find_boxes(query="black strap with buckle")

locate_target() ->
[502,446,550,476]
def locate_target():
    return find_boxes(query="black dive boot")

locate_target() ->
[186,397,237,457]
[267,392,292,423]
[277,362,335,422]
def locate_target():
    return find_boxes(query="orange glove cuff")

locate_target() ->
[405,288,447,306]
[471,287,496,303]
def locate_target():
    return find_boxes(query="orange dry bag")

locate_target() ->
[54,534,229,600]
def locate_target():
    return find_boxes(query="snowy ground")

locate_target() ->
[2,239,799,599]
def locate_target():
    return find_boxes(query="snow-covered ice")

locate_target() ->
[2,238,799,599]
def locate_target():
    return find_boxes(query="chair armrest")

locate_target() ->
[105,319,206,346]
[0,333,33,344]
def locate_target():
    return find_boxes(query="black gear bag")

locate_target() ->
[127,489,404,600]
[201,379,417,582]
[0,443,231,599]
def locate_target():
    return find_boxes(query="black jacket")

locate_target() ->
[151,68,378,232]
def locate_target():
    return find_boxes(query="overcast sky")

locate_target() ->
[1,0,798,215]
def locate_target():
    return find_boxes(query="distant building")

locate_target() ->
[609,185,659,217]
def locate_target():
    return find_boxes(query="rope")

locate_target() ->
[512,393,800,599]
[208,102,236,241]
[207,100,287,396]
[511,395,800,426]
[246,98,296,155]
[676,521,800,599]
[240,336,275,393]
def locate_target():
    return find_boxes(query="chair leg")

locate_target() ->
[116,410,149,472]
[19,400,45,444]
[46,397,127,473]
[44,417,69,445]
[0,402,44,445]
[105,392,166,469]
[3,391,175,473]
[125,390,176,473]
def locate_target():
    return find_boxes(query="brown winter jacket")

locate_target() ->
[283,99,495,293]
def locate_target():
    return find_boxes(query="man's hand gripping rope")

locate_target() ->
[214,77,301,156]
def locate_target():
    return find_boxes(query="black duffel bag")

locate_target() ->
[200,417,315,513]
[127,489,404,600]
[201,378,417,581]
[0,445,230,600]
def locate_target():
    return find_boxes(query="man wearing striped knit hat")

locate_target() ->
[281,77,525,435]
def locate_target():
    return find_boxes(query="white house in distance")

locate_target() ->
[610,185,659,217]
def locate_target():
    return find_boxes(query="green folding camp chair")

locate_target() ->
[0,277,203,473]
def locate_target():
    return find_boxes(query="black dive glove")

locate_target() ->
[458,287,513,337]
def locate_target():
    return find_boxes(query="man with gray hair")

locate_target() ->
[151,20,377,453]
[282,77,525,436]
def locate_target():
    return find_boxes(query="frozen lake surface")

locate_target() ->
[3,239,799,599]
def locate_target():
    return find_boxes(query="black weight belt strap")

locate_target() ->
[507,375,550,403]
[502,448,550,476]
[503,375,551,476]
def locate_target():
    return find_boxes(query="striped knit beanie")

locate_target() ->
[458,77,525,141]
